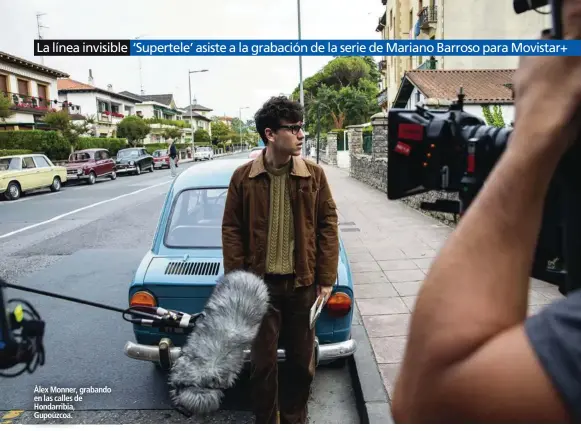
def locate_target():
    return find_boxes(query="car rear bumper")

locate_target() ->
[124,337,356,370]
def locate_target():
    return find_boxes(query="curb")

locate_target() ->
[348,304,394,424]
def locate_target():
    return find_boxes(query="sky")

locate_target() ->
[3,0,385,122]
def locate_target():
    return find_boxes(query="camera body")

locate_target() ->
[387,89,579,295]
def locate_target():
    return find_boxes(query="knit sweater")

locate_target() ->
[265,161,294,274]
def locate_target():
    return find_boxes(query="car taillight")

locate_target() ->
[326,292,352,317]
[130,291,157,307]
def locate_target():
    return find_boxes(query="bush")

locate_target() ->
[0,131,70,160]
[0,149,33,157]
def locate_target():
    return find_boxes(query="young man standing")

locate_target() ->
[167,138,178,177]
[222,96,339,424]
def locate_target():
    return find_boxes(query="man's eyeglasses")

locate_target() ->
[278,124,303,135]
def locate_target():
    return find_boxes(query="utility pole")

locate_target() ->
[188,69,209,158]
[316,101,321,164]
[297,0,305,157]
[239,106,249,151]
[36,13,48,65]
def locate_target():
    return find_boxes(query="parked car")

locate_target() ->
[152,149,170,169]
[249,147,263,159]
[65,148,117,185]
[115,147,154,175]
[194,146,213,161]
[0,153,67,200]
[123,159,356,370]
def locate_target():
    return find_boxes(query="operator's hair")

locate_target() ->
[254,96,303,146]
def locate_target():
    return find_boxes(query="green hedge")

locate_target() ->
[0,149,33,157]
[0,131,130,161]
[0,131,70,160]
[77,137,128,156]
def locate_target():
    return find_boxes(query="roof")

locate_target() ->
[58,79,141,103]
[119,92,175,106]
[184,103,212,112]
[393,69,515,108]
[0,153,46,159]
[0,51,69,78]
[182,108,212,122]
[217,116,233,121]
[173,158,250,189]
[71,148,108,153]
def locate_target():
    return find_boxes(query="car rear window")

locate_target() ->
[164,187,228,248]
[0,158,20,171]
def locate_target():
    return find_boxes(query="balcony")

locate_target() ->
[2,91,57,114]
[418,6,438,30]
[378,59,387,71]
[417,58,438,70]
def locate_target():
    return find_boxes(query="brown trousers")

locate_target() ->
[249,273,317,424]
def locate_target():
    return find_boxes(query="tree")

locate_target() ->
[116,115,151,146]
[42,110,91,150]
[291,56,381,134]
[0,93,13,123]
[163,128,182,141]
[482,105,506,128]
[210,120,235,144]
[194,128,211,142]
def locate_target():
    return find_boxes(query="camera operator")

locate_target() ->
[391,0,581,423]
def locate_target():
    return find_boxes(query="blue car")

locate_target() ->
[124,158,356,369]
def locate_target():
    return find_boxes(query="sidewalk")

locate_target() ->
[321,163,563,407]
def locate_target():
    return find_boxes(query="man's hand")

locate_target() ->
[317,285,332,299]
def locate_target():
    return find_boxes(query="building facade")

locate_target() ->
[58,76,140,137]
[377,0,551,109]
[0,51,69,130]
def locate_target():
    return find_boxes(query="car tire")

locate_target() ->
[149,163,154,173]
[5,181,21,200]
[50,176,62,192]
[135,164,141,175]
[110,171,117,180]
[87,171,96,185]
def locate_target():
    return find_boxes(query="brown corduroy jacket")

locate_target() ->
[222,150,339,287]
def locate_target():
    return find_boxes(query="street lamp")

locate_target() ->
[239,106,249,152]
[188,69,209,157]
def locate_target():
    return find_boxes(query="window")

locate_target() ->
[0,74,8,95]
[17,79,29,96]
[22,157,36,169]
[33,156,50,168]
[164,188,228,248]
[0,158,21,171]
[69,152,91,162]
[117,149,140,158]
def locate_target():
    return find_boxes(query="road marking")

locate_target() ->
[0,180,172,240]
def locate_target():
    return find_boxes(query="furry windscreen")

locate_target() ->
[168,270,270,416]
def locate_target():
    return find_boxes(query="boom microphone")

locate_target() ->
[167,270,270,416]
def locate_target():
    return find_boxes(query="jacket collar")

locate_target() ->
[249,148,310,178]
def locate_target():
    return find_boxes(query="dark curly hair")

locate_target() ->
[254,96,303,146]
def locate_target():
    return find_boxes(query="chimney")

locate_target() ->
[107,84,113,91]
[88,69,94,85]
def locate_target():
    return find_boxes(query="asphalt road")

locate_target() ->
[0,152,360,424]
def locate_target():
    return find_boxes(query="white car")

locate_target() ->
[194,146,213,161]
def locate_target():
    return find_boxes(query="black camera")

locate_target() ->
[386,0,581,296]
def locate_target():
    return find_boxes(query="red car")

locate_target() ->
[152,149,175,169]
[65,148,116,185]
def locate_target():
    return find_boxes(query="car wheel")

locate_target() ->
[50,176,61,192]
[110,171,117,180]
[149,163,154,172]
[5,181,21,200]
[87,171,96,185]
[135,164,141,175]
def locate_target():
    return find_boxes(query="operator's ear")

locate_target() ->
[264,128,276,144]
